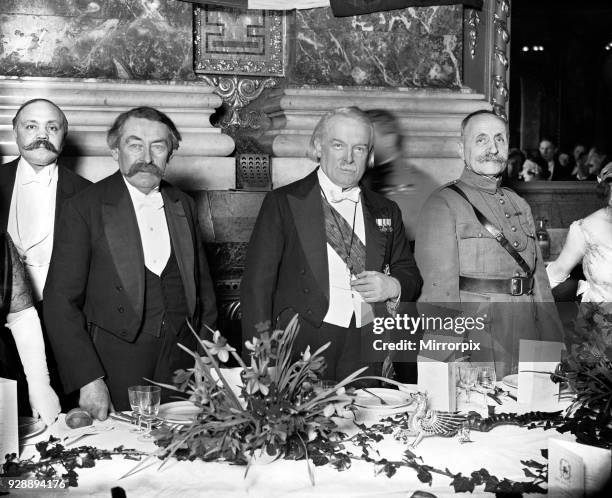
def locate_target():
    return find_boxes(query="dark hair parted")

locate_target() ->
[307,107,374,162]
[460,108,506,137]
[12,98,68,133]
[106,107,182,153]
[596,178,612,206]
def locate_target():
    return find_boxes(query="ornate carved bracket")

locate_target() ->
[491,0,510,120]
[200,75,278,128]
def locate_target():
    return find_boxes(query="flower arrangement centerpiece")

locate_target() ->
[553,303,612,449]
[144,316,366,478]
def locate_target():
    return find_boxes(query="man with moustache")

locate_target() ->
[44,106,217,419]
[0,98,90,411]
[241,107,422,381]
[415,110,559,377]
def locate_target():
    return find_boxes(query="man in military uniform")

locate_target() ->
[415,109,561,376]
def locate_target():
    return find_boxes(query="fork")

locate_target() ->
[362,388,388,405]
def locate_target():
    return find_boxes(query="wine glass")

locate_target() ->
[458,365,479,403]
[477,365,497,404]
[136,386,161,442]
[128,385,146,433]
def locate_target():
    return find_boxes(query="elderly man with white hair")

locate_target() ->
[241,107,422,380]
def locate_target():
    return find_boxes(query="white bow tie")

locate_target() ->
[137,191,164,210]
[21,175,52,187]
[328,187,360,204]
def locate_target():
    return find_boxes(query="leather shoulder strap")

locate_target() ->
[446,184,532,276]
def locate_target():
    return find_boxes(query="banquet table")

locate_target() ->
[9,388,577,498]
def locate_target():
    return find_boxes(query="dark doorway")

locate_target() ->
[509,0,612,157]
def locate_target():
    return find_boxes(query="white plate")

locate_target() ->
[502,374,518,389]
[158,401,200,424]
[19,416,46,440]
[353,388,413,409]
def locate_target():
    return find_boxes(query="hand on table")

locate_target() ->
[80,379,114,421]
[351,271,401,303]
[29,383,61,426]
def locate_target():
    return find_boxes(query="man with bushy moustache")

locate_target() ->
[44,107,217,419]
[415,110,559,377]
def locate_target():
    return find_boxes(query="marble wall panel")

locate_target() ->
[0,0,195,80]
[293,5,463,88]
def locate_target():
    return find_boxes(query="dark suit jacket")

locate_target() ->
[0,158,91,234]
[534,156,572,181]
[43,171,217,394]
[240,170,422,336]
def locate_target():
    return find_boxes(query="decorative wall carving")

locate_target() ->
[194,6,287,77]
[490,0,510,120]
[200,75,277,128]
[466,9,480,59]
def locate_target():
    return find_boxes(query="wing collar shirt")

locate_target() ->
[7,158,58,301]
[317,168,371,327]
[123,177,171,276]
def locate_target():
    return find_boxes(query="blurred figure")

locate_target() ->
[503,148,525,184]
[586,146,608,179]
[520,158,546,181]
[571,144,587,176]
[573,148,592,180]
[547,164,612,302]
[361,108,437,240]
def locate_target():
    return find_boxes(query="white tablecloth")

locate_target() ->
[15,403,575,498]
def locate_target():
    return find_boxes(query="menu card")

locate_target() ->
[549,438,611,497]
[0,378,18,458]
[518,339,564,411]
[417,357,457,411]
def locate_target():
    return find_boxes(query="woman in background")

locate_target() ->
[1,230,60,425]
[547,164,612,302]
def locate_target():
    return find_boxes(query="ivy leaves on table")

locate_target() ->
[0,436,143,488]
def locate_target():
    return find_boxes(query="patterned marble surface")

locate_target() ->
[293,5,463,88]
[0,0,195,79]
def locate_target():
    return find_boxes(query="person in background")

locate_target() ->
[570,144,587,177]
[361,108,437,240]
[502,148,525,184]
[1,230,60,425]
[44,107,217,419]
[573,148,592,180]
[0,98,90,412]
[585,146,608,180]
[519,158,546,182]
[534,138,572,180]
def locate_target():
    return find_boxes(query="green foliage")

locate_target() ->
[553,303,612,449]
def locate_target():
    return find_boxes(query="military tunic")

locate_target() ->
[415,168,561,376]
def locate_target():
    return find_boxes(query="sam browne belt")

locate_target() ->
[447,184,534,296]
[459,275,534,296]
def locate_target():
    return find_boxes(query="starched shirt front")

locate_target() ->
[123,178,171,276]
[7,158,58,301]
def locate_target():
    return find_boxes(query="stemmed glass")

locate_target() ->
[128,385,146,433]
[458,365,479,403]
[136,386,161,442]
[477,365,497,404]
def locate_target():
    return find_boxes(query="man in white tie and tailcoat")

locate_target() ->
[240,107,422,381]
[44,107,217,419]
[0,98,90,411]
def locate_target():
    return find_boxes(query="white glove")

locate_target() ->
[7,307,61,426]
